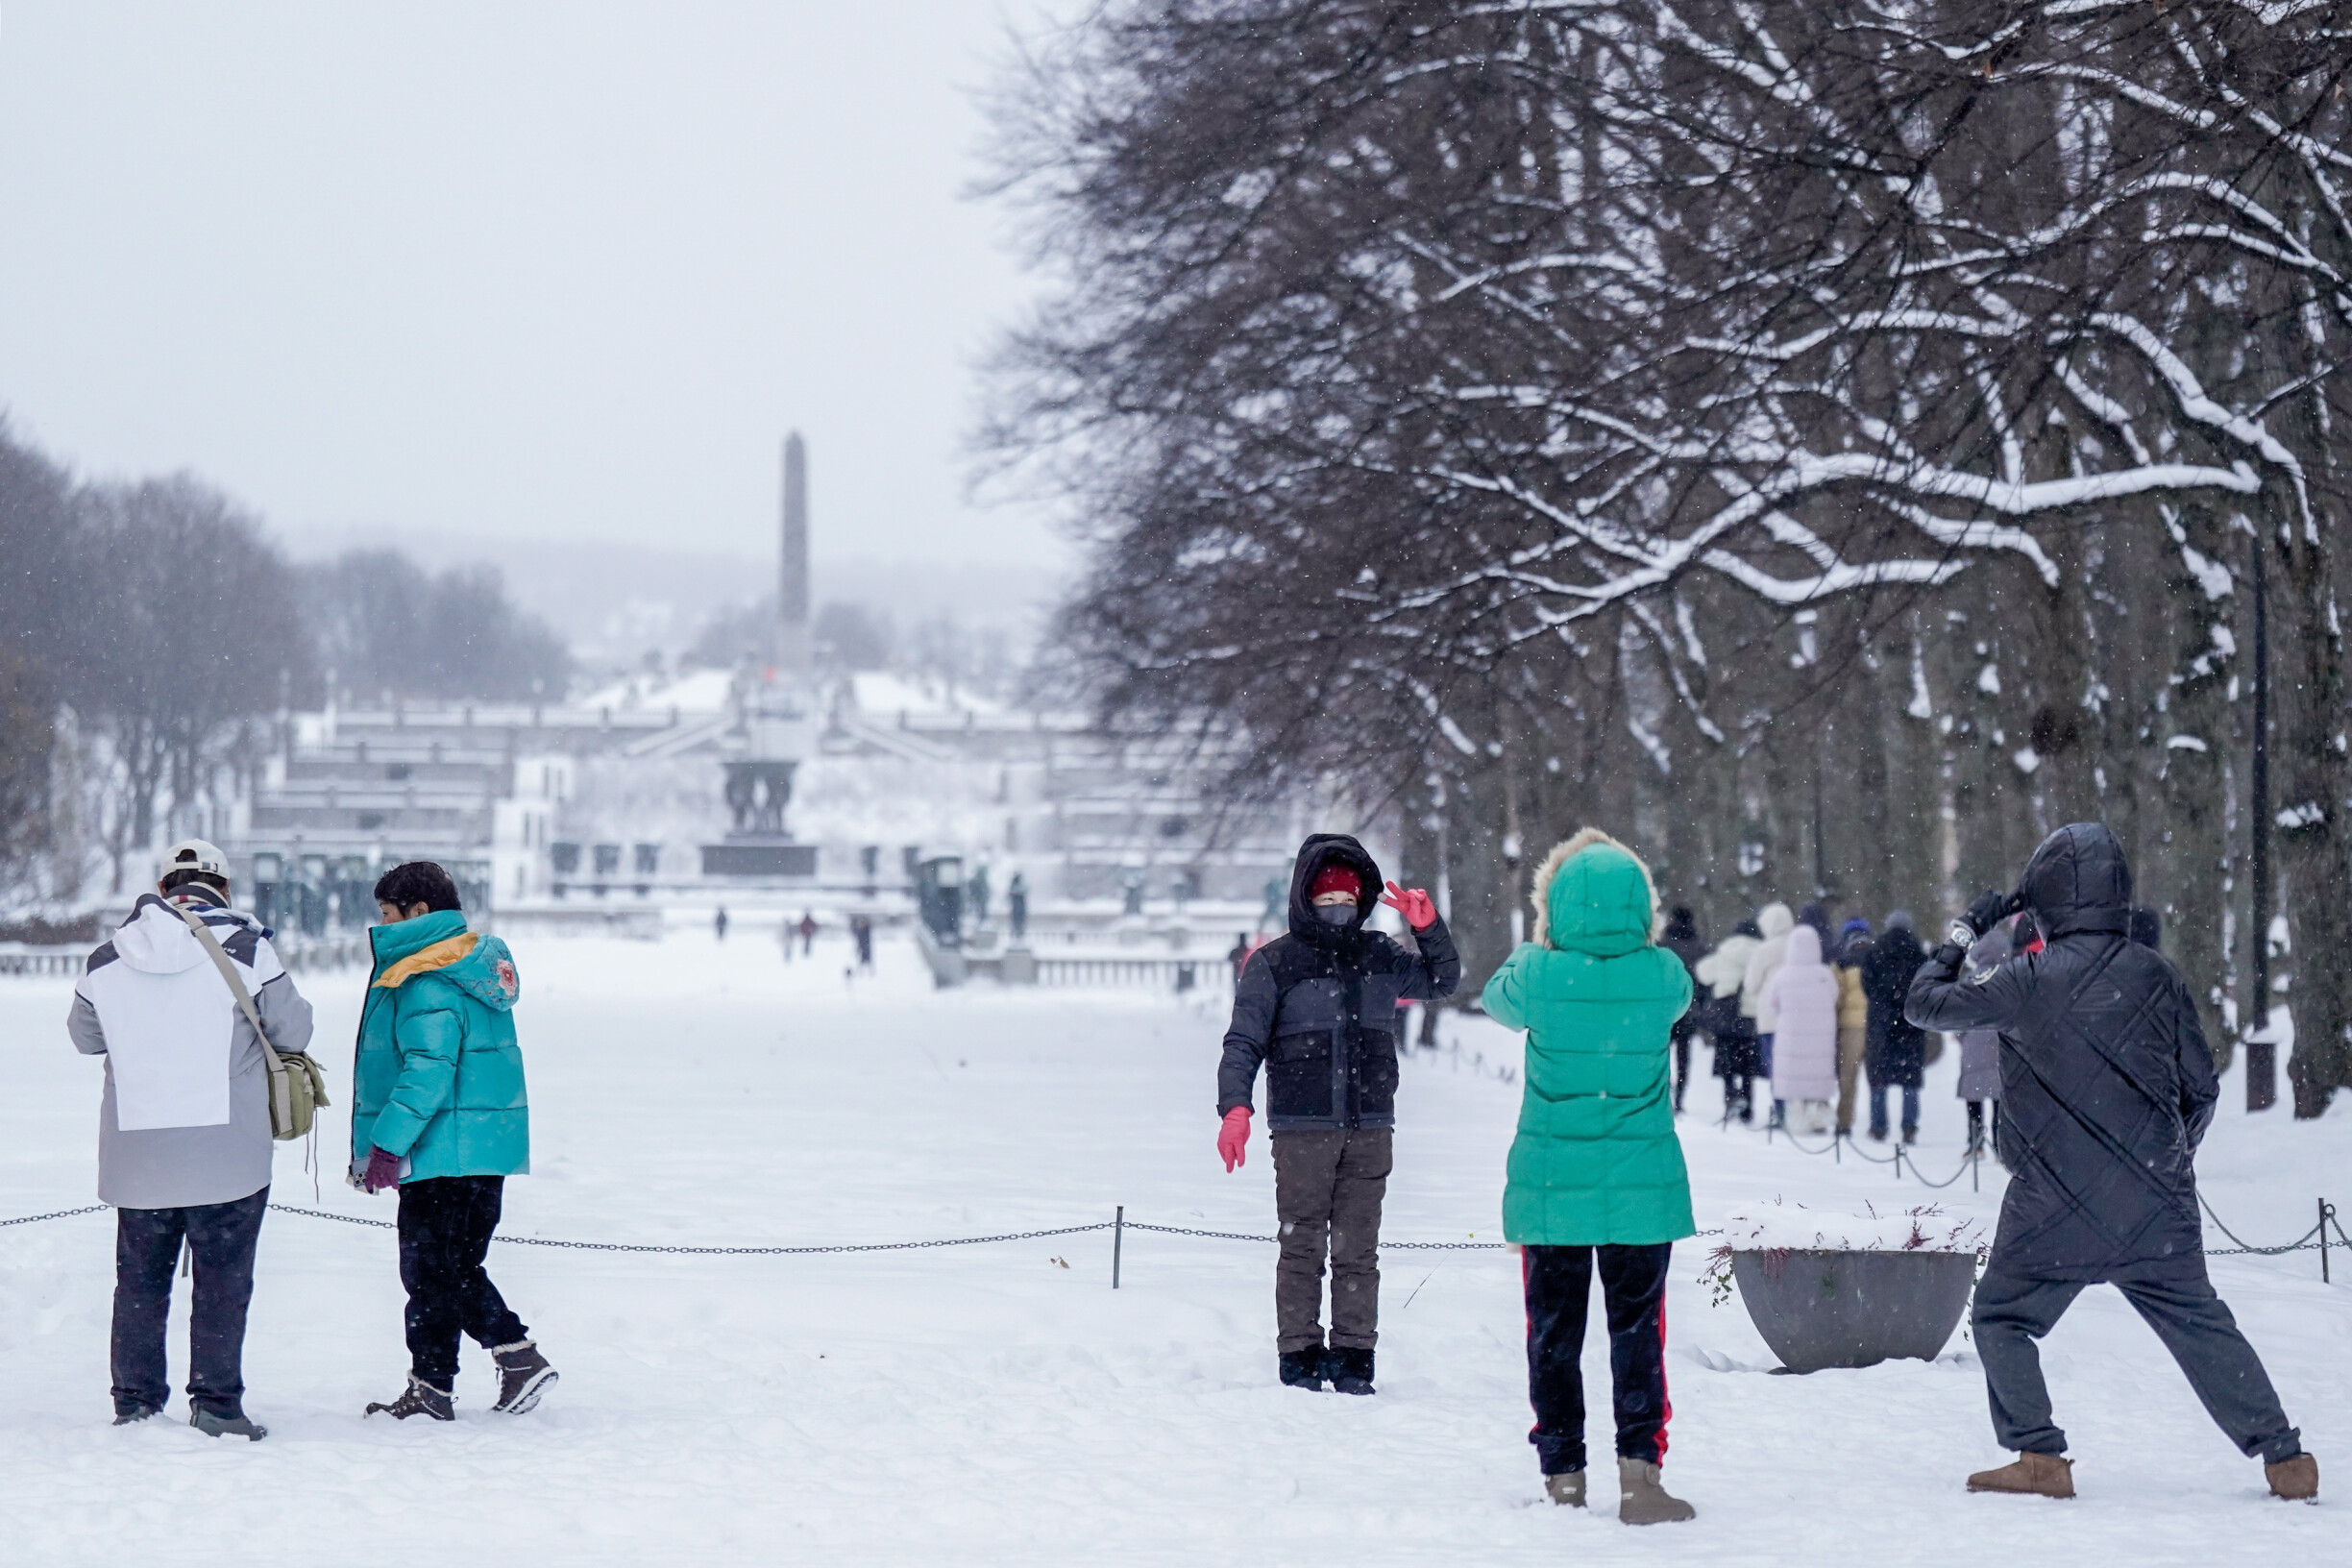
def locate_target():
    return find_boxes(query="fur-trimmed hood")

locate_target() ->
[1529,827,1658,958]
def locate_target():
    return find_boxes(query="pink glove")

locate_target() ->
[360,1146,403,1194]
[1216,1107,1252,1172]
[1381,881,1438,931]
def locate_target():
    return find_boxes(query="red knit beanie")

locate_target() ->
[1309,864,1360,901]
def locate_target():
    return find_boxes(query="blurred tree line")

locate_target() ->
[0,421,570,898]
[990,1,2352,1114]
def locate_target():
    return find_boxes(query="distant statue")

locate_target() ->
[1007,871,1029,943]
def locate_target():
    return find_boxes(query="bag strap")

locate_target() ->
[172,900,284,1069]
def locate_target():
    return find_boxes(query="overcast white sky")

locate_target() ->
[0,1,1072,592]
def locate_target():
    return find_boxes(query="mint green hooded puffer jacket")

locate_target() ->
[351,909,529,1182]
[1484,829,1695,1246]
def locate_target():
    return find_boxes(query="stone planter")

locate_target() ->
[1731,1249,1976,1373]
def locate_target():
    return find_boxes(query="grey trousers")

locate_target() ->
[1271,1127,1391,1353]
[1972,1254,2301,1463]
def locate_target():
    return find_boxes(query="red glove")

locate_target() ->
[1380,881,1438,931]
[360,1146,403,1194]
[1216,1107,1252,1172]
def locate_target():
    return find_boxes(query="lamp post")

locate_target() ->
[2248,529,2276,1113]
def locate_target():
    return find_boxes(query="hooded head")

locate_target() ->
[1756,902,1795,940]
[110,894,216,976]
[1784,924,1824,968]
[1664,905,1699,943]
[2016,822,2133,939]
[1734,917,1762,940]
[1884,910,1914,933]
[1797,902,1830,938]
[1286,834,1381,944]
[1530,828,1657,958]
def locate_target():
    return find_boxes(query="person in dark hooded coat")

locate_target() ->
[1907,822,2315,1503]
[1860,912,1927,1140]
[1215,834,1458,1395]
[1659,906,1705,1114]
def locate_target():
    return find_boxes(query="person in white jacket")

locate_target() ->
[66,839,312,1440]
[1765,925,1840,1134]
[1739,903,1796,1127]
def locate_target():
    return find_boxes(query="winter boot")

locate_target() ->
[1616,1458,1695,1524]
[2266,1453,2318,1502]
[1278,1348,1326,1391]
[490,1340,558,1415]
[1544,1471,1586,1507]
[111,1403,159,1427]
[1966,1452,2074,1498]
[1325,1346,1376,1396]
[365,1376,455,1422]
[189,1408,267,1441]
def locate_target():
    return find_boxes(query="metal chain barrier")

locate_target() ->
[0,1204,107,1228]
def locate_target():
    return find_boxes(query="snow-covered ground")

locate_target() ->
[0,933,2341,1565]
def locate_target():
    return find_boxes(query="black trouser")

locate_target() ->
[111,1186,269,1419]
[1270,1127,1390,1354]
[1523,1242,1674,1475]
[1972,1254,2300,1464]
[397,1176,528,1386]
[1966,1099,2000,1150]
[1669,1024,1692,1112]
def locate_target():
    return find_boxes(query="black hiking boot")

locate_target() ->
[1278,1348,1327,1390]
[490,1340,558,1414]
[365,1376,455,1422]
[189,1407,267,1440]
[112,1402,159,1427]
[1326,1347,1377,1396]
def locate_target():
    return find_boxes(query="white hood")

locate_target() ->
[112,899,211,975]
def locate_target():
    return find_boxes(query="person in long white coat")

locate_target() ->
[1765,925,1839,1134]
[1739,902,1796,1126]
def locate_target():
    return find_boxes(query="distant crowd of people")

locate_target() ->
[1670,897,2075,1151]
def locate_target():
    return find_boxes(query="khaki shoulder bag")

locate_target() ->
[174,903,331,1140]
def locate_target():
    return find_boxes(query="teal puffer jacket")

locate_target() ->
[351,910,529,1181]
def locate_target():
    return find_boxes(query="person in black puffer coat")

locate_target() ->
[1860,911,1927,1140]
[1907,822,2315,1503]
[1215,834,1459,1394]
[1660,906,1705,1115]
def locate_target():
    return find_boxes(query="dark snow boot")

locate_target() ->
[1278,1348,1327,1390]
[1325,1347,1376,1396]
[111,1403,159,1427]
[490,1340,558,1415]
[189,1408,267,1441]
[366,1376,455,1422]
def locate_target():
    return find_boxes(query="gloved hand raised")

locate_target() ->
[1216,1107,1252,1172]
[1380,881,1438,931]
[1948,888,2019,950]
[360,1146,403,1194]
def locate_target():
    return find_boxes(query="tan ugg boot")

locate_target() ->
[2266,1454,2318,1501]
[1544,1471,1585,1507]
[1616,1458,1695,1524]
[1966,1452,2074,1498]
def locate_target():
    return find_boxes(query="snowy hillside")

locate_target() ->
[0,934,2340,1565]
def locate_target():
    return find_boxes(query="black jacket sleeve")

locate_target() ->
[1905,943,2032,1035]
[1216,951,1279,1115]
[2173,972,2220,1152]
[1395,916,1460,1003]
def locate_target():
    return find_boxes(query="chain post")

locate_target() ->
[1113,1205,1124,1289]
[2322,1199,2333,1285]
